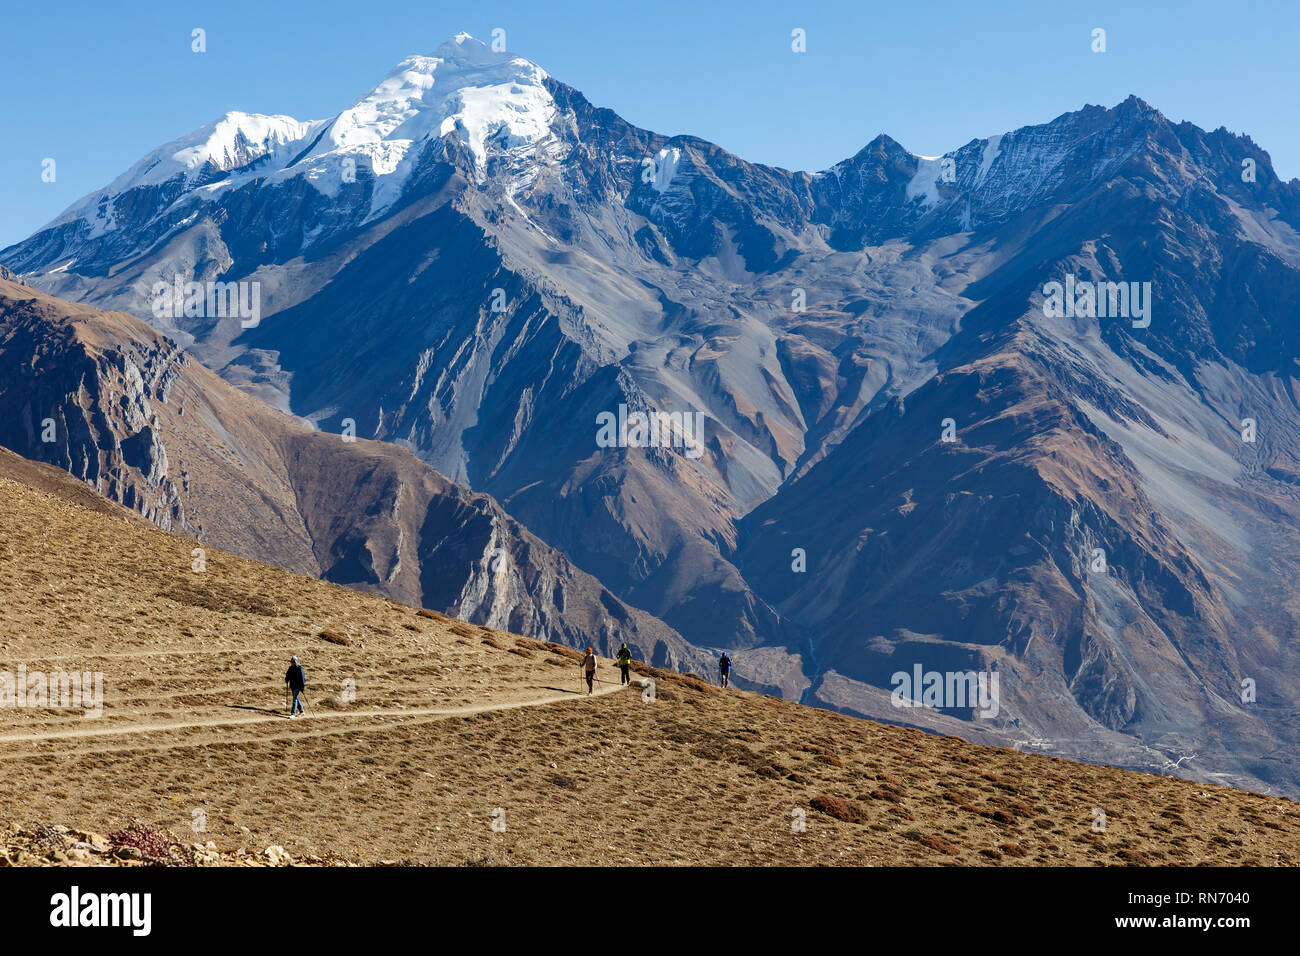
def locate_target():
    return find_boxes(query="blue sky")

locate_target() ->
[2,0,1296,249]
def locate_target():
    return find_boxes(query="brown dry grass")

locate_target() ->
[0,461,1298,866]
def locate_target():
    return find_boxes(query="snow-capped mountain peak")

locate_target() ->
[431,31,511,66]
[41,34,559,238]
[48,111,320,235]
[304,31,554,193]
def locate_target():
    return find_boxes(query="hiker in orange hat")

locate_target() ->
[581,647,597,695]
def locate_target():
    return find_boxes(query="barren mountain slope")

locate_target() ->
[0,279,707,673]
[0,450,1296,866]
[738,121,1300,795]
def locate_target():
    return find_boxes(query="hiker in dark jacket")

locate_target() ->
[616,643,632,685]
[285,656,306,718]
[719,652,732,689]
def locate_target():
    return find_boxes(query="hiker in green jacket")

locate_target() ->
[616,643,632,685]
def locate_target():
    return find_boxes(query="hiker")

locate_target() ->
[616,643,632,685]
[719,652,732,689]
[581,647,597,695]
[285,655,306,718]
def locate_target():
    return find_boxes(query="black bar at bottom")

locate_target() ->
[0,864,1275,944]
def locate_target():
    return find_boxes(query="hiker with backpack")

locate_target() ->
[285,655,307,717]
[581,647,597,695]
[719,652,732,689]
[616,643,632,685]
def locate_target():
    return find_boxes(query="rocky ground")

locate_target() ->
[0,822,360,866]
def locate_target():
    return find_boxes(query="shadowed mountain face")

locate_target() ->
[6,34,1300,791]
[736,118,1300,792]
[0,278,710,675]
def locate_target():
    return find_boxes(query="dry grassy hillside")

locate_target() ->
[0,447,1296,866]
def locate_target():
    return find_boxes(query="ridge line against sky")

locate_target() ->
[3,0,1297,249]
